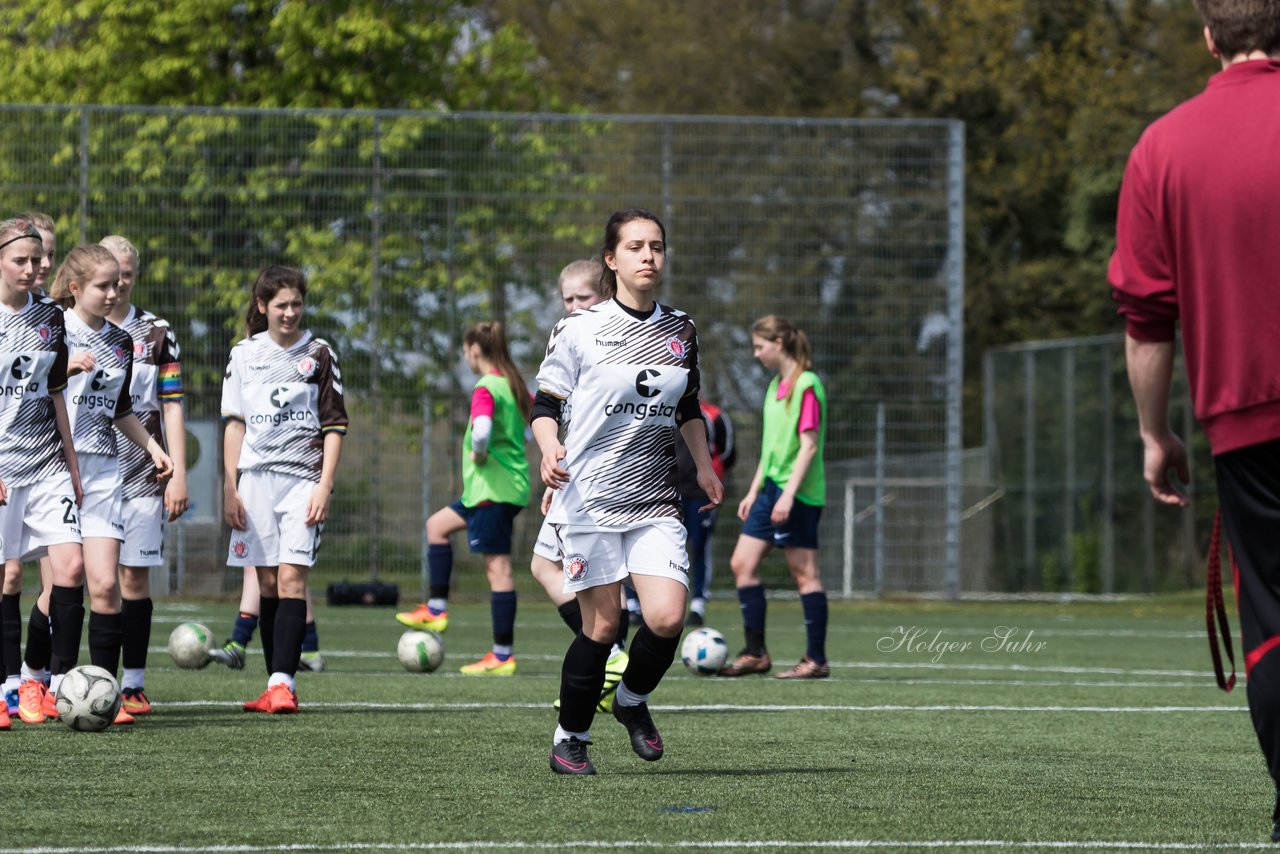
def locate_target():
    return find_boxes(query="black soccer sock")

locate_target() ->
[24,603,51,671]
[620,623,681,697]
[491,591,516,648]
[121,597,153,670]
[557,600,583,635]
[259,596,279,676]
[557,633,612,734]
[88,611,124,677]
[614,606,630,650]
[231,611,259,646]
[272,597,306,677]
[0,593,20,681]
[738,584,768,655]
[800,590,829,663]
[48,585,85,677]
[302,620,319,653]
[427,543,453,601]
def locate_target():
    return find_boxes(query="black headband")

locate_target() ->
[0,223,43,253]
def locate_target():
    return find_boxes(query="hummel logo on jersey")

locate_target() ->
[596,338,626,347]
[248,363,271,371]
[635,369,660,398]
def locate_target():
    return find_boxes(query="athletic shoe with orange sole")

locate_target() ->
[459,652,516,675]
[18,679,47,724]
[395,603,449,632]
[121,688,152,715]
[41,686,58,720]
[0,706,10,731]
[774,657,831,679]
[113,706,135,725]
[244,683,299,714]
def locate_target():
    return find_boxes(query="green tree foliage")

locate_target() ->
[486,0,1213,441]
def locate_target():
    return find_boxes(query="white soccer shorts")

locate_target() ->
[120,495,165,567]
[77,453,124,541]
[557,516,689,595]
[227,469,323,568]
[532,517,562,562]
[0,471,81,561]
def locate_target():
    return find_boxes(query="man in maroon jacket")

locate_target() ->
[1110,0,1280,839]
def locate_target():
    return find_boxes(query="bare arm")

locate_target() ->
[223,419,247,530]
[737,458,766,522]
[1125,334,1189,506]
[115,413,175,481]
[305,431,344,526]
[161,400,189,520]
[679,417,723,509]
[532,416,568,489]
[771,431,819,525]
[52,393,82,506]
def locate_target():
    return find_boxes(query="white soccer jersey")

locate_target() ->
[0,294,70,488]
[221,330,348,482]
[115,306,183,499]
[64,311,134,457]
[536,299,701,529]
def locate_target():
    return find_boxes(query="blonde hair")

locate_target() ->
[99,234,139,268]
[752,314,813,407]
[49,244,119,310]
[463,321,533,422]
[19,211,54,233]
[558,259,604,296]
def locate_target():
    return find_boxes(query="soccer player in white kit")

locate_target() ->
[102,235,188,715]
[50,243,175,725]
[222,266,347,715]
[534,209,723,775]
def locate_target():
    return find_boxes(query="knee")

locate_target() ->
[639,606,684,638]
[119,566,149,599]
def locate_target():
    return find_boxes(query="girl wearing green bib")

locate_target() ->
[721,315,831,680]
[396,322,532,675]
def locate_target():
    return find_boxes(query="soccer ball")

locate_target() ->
[398,630,445,673]
[168,622,215,669]
[55,665,122,732]
[682,626,729,675]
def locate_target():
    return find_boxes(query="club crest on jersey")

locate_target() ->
[666,336,686,358]
[232,540,248,559]
[296,356,317,378]
[112,344,128,363]
[35,323,52,344]
[133,341,147,358]
[564,553,589,582]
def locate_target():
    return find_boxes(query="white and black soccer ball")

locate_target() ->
[168,622,215,670]
[682,626,729,675]
[56,665,122,732]
[397,630,445,673]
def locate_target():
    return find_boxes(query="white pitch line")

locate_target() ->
[1,838,1272,852]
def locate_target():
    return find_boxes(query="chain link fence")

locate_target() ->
[982,335,1211,594]
[1,104,964,600]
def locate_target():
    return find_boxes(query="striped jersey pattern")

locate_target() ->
[65,310,135,458]
[536,299,700,529]
[115,306,183,499]
[0,295,70,488]
[221,330,348,482]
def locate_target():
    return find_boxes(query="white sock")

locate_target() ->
[493,644,513,659]
[609,643,625,659]
[267,672,295,692]
[614,680,648,708]
[121,668,145,691]
[49,673,64,696]
[20,663,48,684]
[427,598,447,613]
[554,725,589,744]
[690,597,707,615]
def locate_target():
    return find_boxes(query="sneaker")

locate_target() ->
[41,686,58,720]
[775,656,831,679]
[18,679,47,724]
[719,650,772,677]
[4,687,17,716]
[598,651,629,713]
[549,737,596,775]
[460,652,516,676]
[243,683,298,714]
[209,640,247,670]
[121,688,153,715]
[113,706,136,726]
[612,700,664,761]
[298,651,325,673]
[396,603,448,633]
[684,610,704,628]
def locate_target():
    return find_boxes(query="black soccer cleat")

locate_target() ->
[550,737,596,775]
[612,701,664,761]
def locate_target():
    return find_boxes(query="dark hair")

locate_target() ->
[752,314,813,407]
[49,244,118,310]
[464,321,534,422]
[599,208,666,300]
[1194,0,1280,57]
[246,265,307,337]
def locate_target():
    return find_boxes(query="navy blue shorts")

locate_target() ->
[449,499,523,555]
[740,479,822,550]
